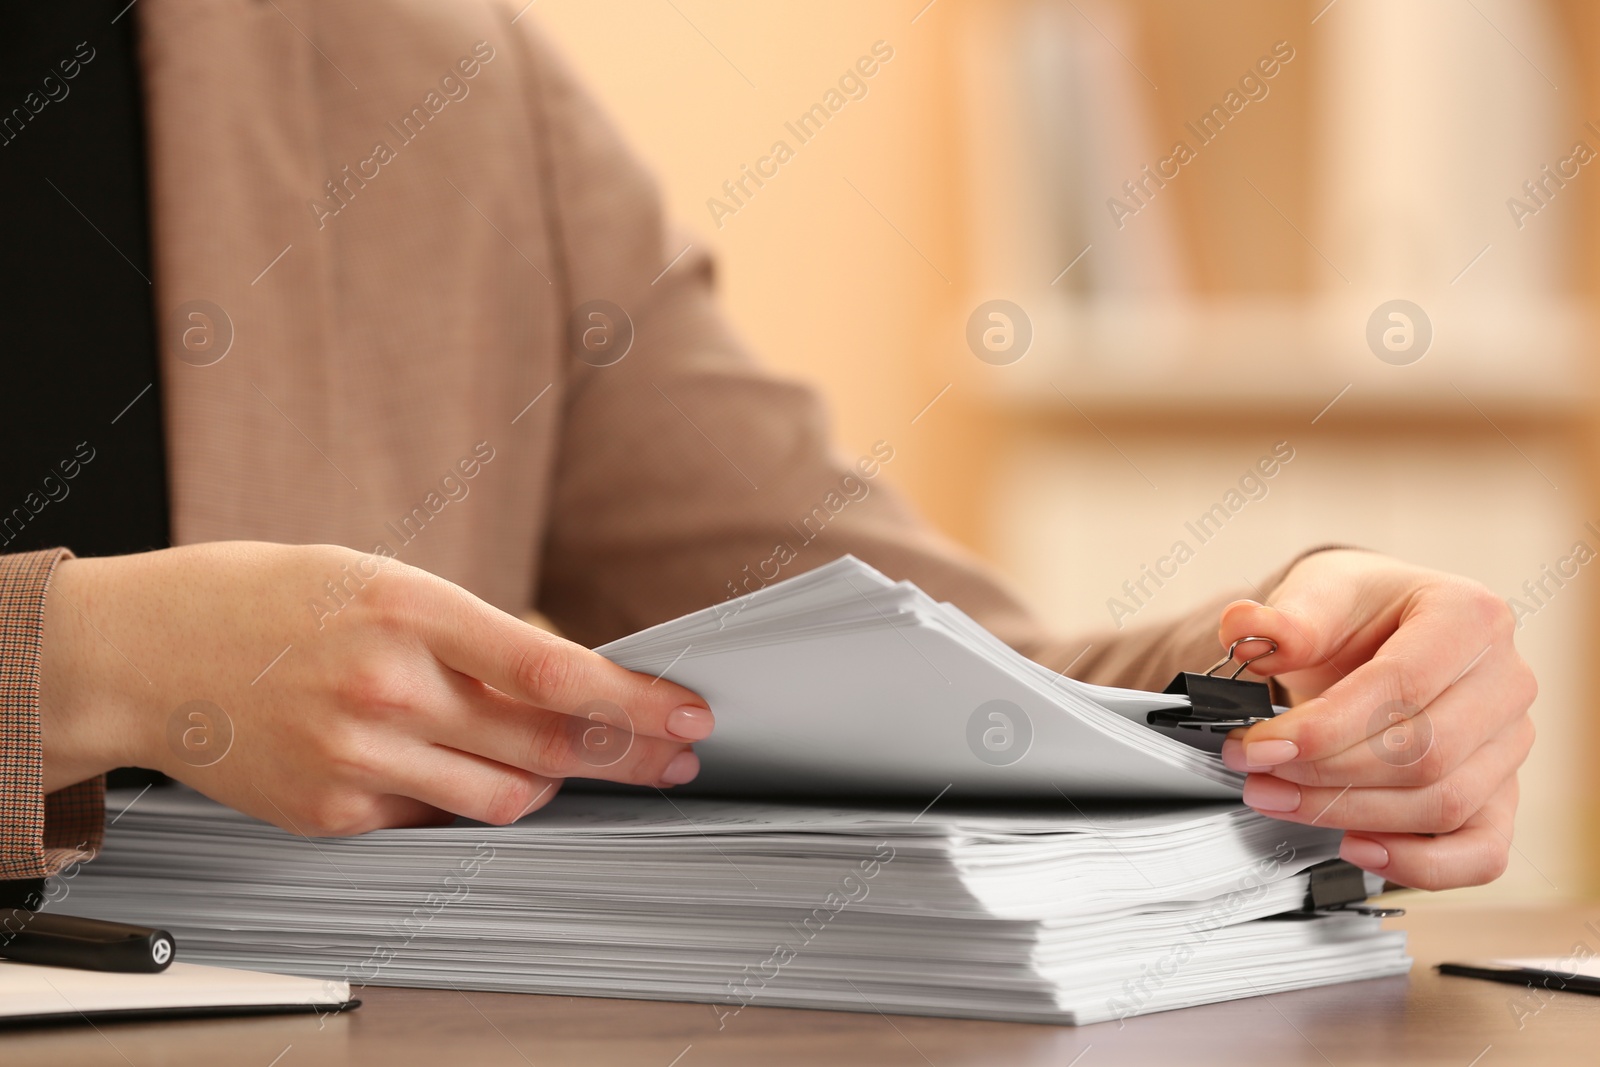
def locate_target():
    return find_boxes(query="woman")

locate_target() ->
[1,1,1534,893]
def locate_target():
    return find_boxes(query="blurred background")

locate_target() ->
[537,0,1598,900]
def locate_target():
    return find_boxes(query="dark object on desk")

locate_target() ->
[3,999,363,1030]
[1438,960,1600,996]
[0,910,175,973]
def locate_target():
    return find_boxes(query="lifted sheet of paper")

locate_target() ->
[600,555,1239,799]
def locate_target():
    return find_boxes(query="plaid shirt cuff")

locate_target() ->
[0,549,103,878]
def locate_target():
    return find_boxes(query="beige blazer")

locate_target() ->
[138,0,1264,684]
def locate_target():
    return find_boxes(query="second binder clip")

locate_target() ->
[1148,636,1279,747]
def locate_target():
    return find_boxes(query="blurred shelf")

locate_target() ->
[951,296,1594,425]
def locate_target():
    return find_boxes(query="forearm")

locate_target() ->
[39,555,146,794]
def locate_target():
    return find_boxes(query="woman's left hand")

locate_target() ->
[1216,548,1537,890]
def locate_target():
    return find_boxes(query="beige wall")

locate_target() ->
[533,0,983,545]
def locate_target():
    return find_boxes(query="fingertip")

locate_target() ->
[1242,692,1340,762]
[1218,600,1329,681]
[1242,773,1301,813]
[665,705,715,741]
[1340,834,1391,873]
[1242,738,1299,767]
[1218,604,1292,669]
[660,749,701,786]
[1222,729,1299,771]
[1222,736,1296,772]
[1218,599,1267,638]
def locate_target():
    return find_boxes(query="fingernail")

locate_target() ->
[666,706,715,741]
[1244,739,1299,767]
[1222,738,1279,773]
[660,750,700,786]
[1242,775,1301,813]
[1340,835,1390,872]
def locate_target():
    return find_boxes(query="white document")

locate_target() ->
[600,556,1241,799]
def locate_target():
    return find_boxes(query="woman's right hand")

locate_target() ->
[37,542,713,835]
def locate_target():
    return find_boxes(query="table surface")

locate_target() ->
[8,898,1599,1066]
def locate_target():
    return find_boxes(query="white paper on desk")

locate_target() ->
[600,556,1240,800]
[0,960,348,1021]
[1489,957,1600,979]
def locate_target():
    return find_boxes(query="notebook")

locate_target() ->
[0,959,354,1027]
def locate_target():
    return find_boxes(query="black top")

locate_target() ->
[0,2,169,558]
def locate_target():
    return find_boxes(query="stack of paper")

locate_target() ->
[69,789,1407,1025]
[64,557,1411,1023]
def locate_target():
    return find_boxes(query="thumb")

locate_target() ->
[1217,598,1337,682]
[1217,597,1342,769]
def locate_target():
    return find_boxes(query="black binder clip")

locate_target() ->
[1148,636,1279,734]
[1297,859,1405,919]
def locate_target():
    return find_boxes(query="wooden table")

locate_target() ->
[9,898,1599,1066]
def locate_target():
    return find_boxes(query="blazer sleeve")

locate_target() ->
[0,549,103,879]
[515,23,1296,689]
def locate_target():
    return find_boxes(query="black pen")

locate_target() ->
[0,909,175,973]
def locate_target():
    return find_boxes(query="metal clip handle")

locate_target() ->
[1319,903,1407,919]
[1202,636,1278,681]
